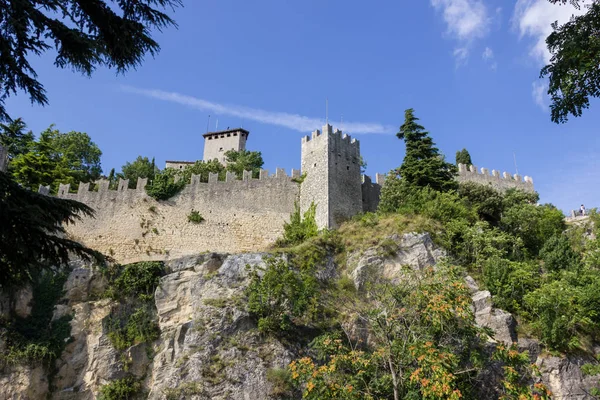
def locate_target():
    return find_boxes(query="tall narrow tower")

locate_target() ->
[300,124,362,229]
[203,128,249,164]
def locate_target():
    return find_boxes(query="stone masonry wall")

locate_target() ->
[457,163,534,193]
[56,170,299,263]
[362,174,386,213]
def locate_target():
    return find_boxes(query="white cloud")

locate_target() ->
[454,47,470,64]
[532,81,549,110]
[431,0,490,62]
[513,0,588,64]
[482,47,494,60]
[121,86,395,135]
[482,46,497,70]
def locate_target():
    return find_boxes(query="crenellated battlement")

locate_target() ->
[38,125,538,262]
[51,168,301,203]
[301,124,360,158]
[457,163,534,193]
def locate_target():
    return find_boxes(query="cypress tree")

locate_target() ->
[455,148,473,166]
[396,109,457,192]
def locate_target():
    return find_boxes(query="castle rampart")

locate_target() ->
[457,163,534,193]
[40,129,535,262]
[55,170,299,263]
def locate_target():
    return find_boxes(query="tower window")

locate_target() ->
[347,166,350,170]
[233,133,237,136]
[208,137,213,140]
[227,133,231,137]
[219,147,223,152]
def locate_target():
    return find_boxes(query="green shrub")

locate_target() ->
[482,257,540,313]
[105,303,159,351]
[523,280,591,351]
[0,272,72,367]
[187,210,204,224]
[540,234,581,272]
[145,169,185,200]
[278,202,318,247]
[105,261,165,300]
[246,256,319,334]
[267,368,294,397]
[98,377,141,400]
[501,203,565,256]
[458,182,503,225]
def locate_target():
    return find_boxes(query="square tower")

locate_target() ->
[203,128,249,165]
[300,124,362,229]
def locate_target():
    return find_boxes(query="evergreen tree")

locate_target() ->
[455,148,472,166]
[0,118,34,161]
[0,0,182,121]
[0,171,103,285]
[395,109,457,192]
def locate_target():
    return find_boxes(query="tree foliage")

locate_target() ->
[0,118,34,161]
[10,125,102,190]
[394,108,457,193]
[278,202,319,247]
[145,168,185,201]
[119,155,157,188]
[0,0,182,121]
[0,171,103,285]
[541,1,600,123]
[224,149,264,179]
[455,148,472,166]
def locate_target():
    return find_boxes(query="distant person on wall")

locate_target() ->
[581,204,586,216]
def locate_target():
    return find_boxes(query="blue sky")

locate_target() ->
[5,0,599,213]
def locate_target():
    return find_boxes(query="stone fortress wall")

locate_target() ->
[457,163,534,193]
[17,125,534,262]
[54,170,301,263]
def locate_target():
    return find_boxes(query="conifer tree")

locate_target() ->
[455,148,473,166]
[396,109,457,192]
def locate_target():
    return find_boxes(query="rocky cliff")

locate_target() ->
[1,233,598,399]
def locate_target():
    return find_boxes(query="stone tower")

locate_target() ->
[203,128,249,165]
[300,124,362,229]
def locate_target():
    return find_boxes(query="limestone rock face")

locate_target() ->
[13,285,33,318]
[472,290,517,345]
[537,354,600,399]
[1,246,599,400]
[351,232,446,289]
[148,252,294,400]
[0,366,49,400]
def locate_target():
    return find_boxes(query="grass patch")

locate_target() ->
[337,213,439,256]
[98,377,141,400]
[187,210,205,224]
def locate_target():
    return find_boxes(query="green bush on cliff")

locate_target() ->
[102,261,164,351]
[98,377,141,400]
[247,256,319,334]
[0,272,72,367]
[277,202,318,247]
